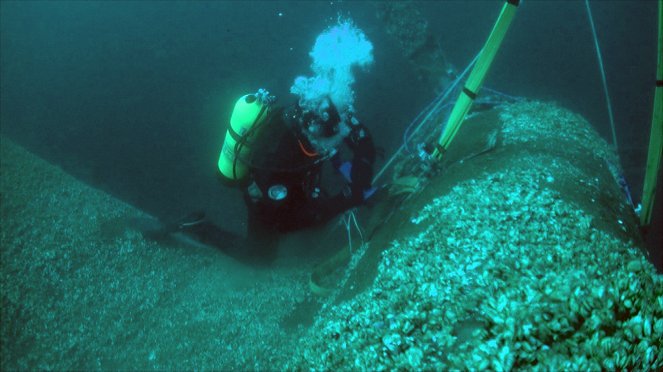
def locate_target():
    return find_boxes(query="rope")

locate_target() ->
[341,209,364,253]
[585,0,619,150]
[482,86,522,102]
[373,51,481,185]
[402,97,446,154]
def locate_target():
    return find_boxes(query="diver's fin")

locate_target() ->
[131,210,206,241]
[163,210,206,233]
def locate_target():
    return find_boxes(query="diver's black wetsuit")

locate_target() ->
[248,106,375,230]
[188,104,376,263]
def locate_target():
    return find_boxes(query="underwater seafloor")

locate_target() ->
[1,100,662,370]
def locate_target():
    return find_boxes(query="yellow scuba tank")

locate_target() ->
[217,92,271,181]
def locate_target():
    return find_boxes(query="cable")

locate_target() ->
[374,51,481,184]
[482,86,522,102]
[585,0,619,150]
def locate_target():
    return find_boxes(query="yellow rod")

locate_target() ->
[640,0,663,226]
[433,0,519,159]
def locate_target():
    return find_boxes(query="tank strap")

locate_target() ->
[228,126,243,143]
[232,104,269,179]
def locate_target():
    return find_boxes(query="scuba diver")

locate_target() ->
[158,89,376,264]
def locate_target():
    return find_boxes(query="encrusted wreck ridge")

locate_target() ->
[0,139,310,370]
[290,101,662,370]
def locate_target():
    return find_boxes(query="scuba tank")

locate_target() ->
[217,89,274,182]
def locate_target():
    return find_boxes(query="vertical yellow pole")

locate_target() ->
[640,0,663,226]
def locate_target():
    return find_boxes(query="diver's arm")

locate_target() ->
[318,137,374,219]
[310,120,376,222]
[345,121,376,204]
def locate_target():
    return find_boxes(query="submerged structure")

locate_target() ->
[2,99,661,369]
[288,100,662,370]
[376,1,456,93]
[1,1,661,369]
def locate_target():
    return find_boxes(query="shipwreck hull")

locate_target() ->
[292,100,662,370]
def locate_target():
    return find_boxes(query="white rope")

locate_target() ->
[372,51,481,185]
[341,209,364,253]
[585,0,619,151]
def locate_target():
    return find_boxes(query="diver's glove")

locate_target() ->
[350,158,374,201]
[336,158,376,203]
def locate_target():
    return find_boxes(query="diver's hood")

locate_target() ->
[284,99,349,155]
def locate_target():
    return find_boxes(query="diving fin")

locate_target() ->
[166,210,206,232]
[132,210,206,241]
